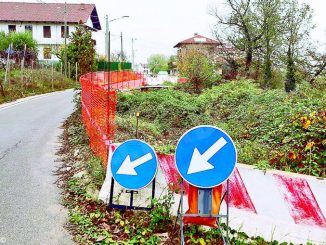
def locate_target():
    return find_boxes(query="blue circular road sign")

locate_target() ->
[175,125,237,188]
[111,139,158,190]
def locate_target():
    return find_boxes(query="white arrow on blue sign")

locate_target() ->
[175,125,237,188]
[111,139,158,190]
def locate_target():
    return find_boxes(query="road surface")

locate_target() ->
[0,90,75,245]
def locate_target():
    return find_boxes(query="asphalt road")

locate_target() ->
[0,90,75,245]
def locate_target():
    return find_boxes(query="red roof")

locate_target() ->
[174,33,221,48]
[0,2,101,30]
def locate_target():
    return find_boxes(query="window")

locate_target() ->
[8,25,16,32]
[25,25,33,34]
[43,26,51,38]
[61,26,69,38]
[43,47,52,59]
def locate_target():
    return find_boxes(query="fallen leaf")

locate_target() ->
[96,235,106,242]
[102,223,110,230]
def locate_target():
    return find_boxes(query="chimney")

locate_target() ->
[194,33,198,36]
[80,3,85,10]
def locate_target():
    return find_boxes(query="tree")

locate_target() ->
[0,31,9,51]
[298,48,326,85]
[58,26,95,76]
[0,31,38,62]
[147,54,168,75]
[110,50,128,62]
[256,0,282,88]
[210,0,264,74]
[168,55,177,74]
[177,47,219,94]
[8,31,37,53]
[283,0,313,92]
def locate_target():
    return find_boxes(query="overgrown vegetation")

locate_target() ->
[0,69,76,104]
[116,80,325,177]
[58,94,298,244]
[56,95,223,244]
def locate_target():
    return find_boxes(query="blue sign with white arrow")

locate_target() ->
[175,125,237,188]
[111,139,158,190]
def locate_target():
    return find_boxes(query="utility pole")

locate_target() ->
[120,32,123,62]
[105,16,129,85]
[105,15,109,58]
[131,38,136,69]
[64,1,68,78]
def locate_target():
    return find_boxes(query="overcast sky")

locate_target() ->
[4,0,326,63]
[82,0,222,63]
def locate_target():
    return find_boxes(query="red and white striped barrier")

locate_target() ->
[99,145,326,244]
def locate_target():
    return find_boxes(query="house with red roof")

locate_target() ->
[174,33,237,62]
[0,2,101,61]
[174,33,239,78]
[174,33,222,55]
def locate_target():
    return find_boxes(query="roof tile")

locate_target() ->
[0,2,96,26]
[174,33,221,48]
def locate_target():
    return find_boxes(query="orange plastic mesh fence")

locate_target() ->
[80,71,145,164]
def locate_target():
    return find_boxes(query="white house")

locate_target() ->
[0,2,101,61]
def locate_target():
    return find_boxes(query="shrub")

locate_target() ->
[115,80,325,177]
[177,47,220,94]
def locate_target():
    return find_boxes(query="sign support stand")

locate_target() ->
[107,117,158,211]
[108,176,156,211]
[177,180,230,245]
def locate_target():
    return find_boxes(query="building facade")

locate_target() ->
[0,2,101,62]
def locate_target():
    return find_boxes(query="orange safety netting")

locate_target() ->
[80,71,145,164]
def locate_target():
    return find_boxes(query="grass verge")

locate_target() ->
[0,69,77,104]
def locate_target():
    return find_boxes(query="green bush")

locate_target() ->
[116,80,325,177]
[117,90,207,131]
[0,31,37,53]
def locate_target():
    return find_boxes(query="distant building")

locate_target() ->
[174,33,236,63]
[174,33,222,55]
[0,2,101,61]
[174,33,239,77]
[139,63,151,75]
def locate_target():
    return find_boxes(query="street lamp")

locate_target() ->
[105,15,129,59]
[104,15,129,88]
